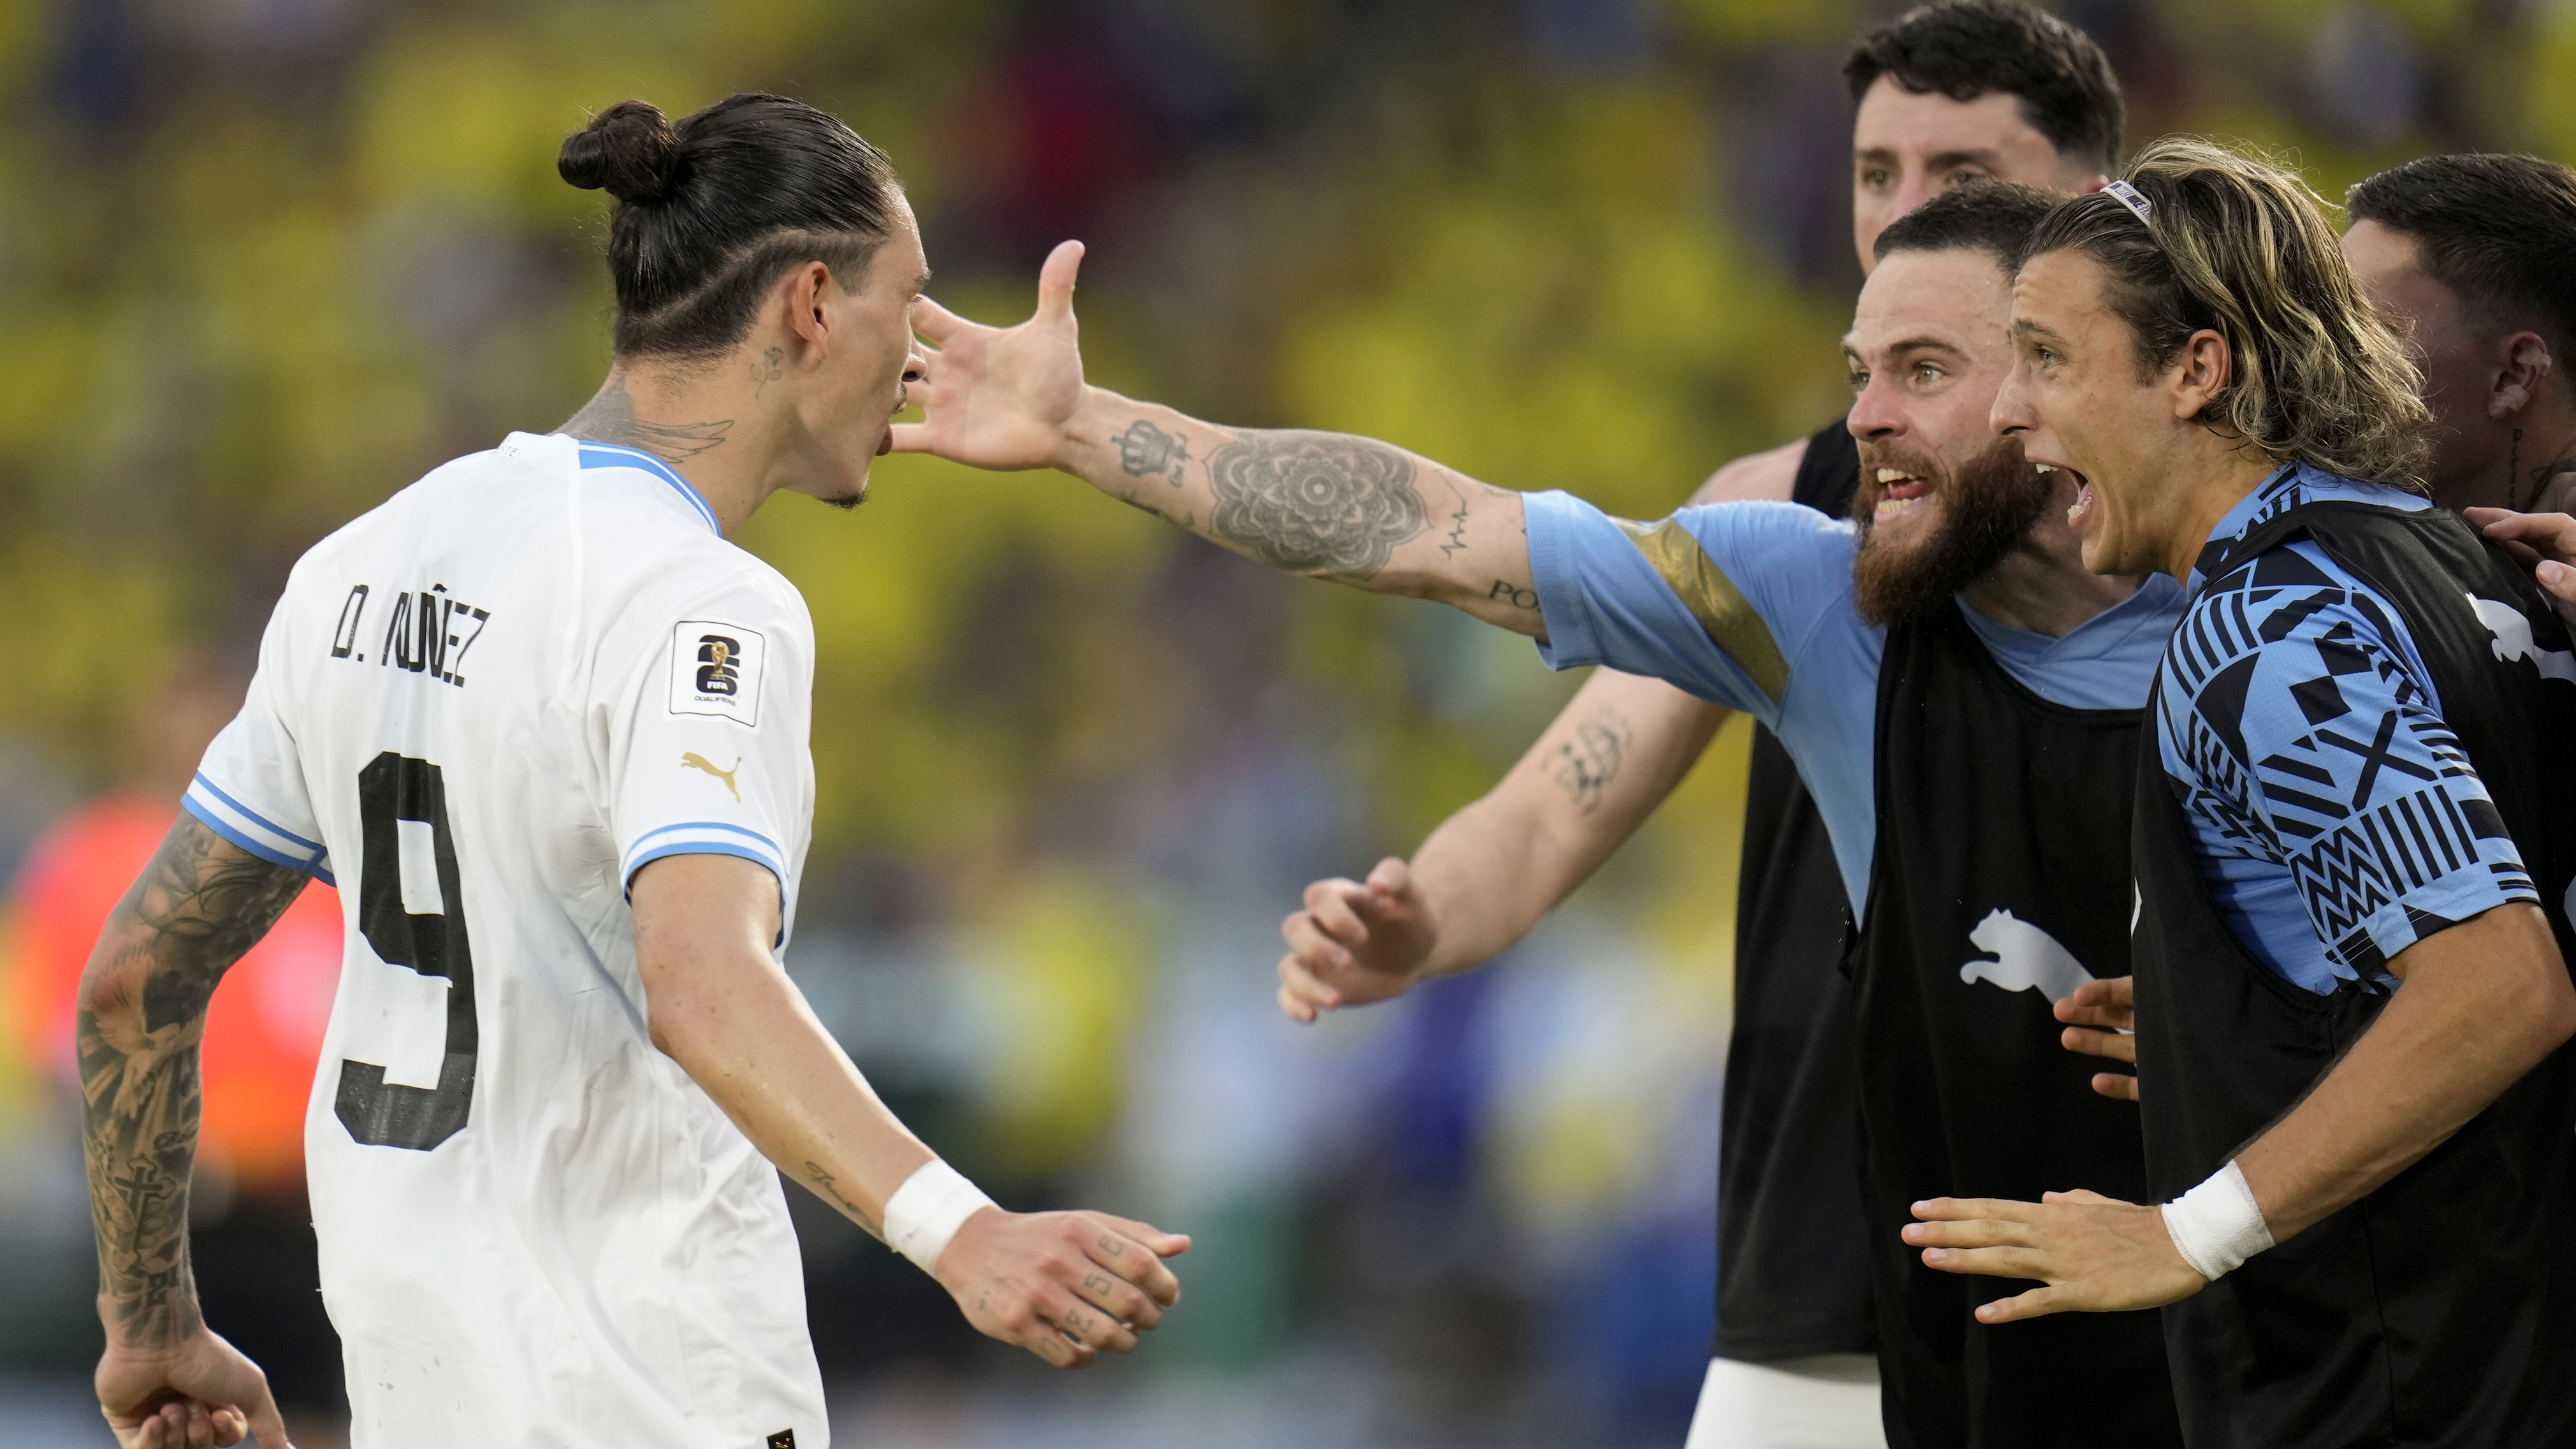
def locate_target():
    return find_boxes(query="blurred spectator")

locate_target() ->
[0,660,346,1421]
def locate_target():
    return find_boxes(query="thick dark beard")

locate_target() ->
[1849,437,2052,627]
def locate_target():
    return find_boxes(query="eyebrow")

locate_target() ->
[912,270,933,293]
[1852,147,2006,170]
[2010,317,2067,342]
[1842,335,1967,363]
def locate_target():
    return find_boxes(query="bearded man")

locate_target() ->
[899,180,2186,1447]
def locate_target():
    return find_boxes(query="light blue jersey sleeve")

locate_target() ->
[1524,490,1862,725]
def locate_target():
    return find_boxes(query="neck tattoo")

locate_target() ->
[562,374,734,465]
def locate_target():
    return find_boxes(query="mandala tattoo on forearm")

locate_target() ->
[1204,430,1428,577]
[80,815,307,1347]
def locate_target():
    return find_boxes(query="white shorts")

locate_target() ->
[1683,1353,1885,1449]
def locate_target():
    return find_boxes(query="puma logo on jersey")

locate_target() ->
[2467,594,2576,685]
[1960,908,2095,1001]
[681,752,741,801]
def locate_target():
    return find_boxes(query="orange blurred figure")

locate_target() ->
[3,660,340,1193]
[6,794,340,1190]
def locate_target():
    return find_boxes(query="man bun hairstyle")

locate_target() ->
[1872,179,2061,272]
[2021,136,2431,490]
[1845,1,2125,174]
[2348,153,2576,369]
[560,93,901,360]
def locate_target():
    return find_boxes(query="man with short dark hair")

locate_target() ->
[901,177,2188,1448]
[2344,152,2576,514]
[1262,9,2128,1440]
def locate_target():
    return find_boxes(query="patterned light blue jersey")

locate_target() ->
[2158,464,2537,992]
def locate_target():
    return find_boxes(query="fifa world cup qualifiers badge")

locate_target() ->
[669,619,767,726]
[766,1432,797,1449]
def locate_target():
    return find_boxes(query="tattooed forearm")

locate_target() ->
[803,1161,886,1242]
[82,815,307,1348]
[1204,430,1429,578]
[561,374,734,463]
[1487,579,1539,611]
[1114,420,1190,486]
[1550,710,1632,813]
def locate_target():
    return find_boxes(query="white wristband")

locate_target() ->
[2160,1159,2274,1282]
[882,1158,996,1276]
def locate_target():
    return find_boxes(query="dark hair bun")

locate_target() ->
[560,100,679,203]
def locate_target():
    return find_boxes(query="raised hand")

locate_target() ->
[1903,1188,2206,1323]
[98,1328,293,1449]
[1276,857,1441,1023]
[2054,975,2138,1102]
[891,240,1091,472]
[934,1207,1188,1369]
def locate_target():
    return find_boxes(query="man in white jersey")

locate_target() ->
[76,94,1185,1449]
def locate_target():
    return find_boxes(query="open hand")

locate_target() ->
[2466,507,2576,629]
[1905,1188,2206,1323]
[98,1329,291,1449]
[890,240,1091,472]
[1276,857,1440,1023]
[2054,975,2137,1102]
[935,1207,1188,1369]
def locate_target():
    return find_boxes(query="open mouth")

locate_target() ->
[1873,467,1932,519]
[2036,462,2095,528]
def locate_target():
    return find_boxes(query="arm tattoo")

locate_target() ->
[803,1161,885,1242]
[81,815,307,1348]
[1204,430,1427,578]
[1487,579,1540,611]
[1113,420,1190,486]
[560,373,734,463]
[1550,710,1632,813]
[1439,479,1471,558]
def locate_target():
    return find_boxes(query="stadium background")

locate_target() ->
[0,0,2567,1444]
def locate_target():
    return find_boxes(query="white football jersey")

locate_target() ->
[187,432,828,1449]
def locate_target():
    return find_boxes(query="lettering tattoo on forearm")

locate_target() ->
[1550,710,1631,813]
[1487,579,1539,611]
[803,1161,885,1242]
[560,374,734,463]
[1204,430,1428,578]
[80,816,308,1348]
[1114,420,1191,486]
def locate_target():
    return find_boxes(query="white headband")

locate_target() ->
[2103,178,2154,227]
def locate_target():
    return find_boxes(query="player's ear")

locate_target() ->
[783,261,833,361]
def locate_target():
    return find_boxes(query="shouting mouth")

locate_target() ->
[1874,467,1932,520]
[2037,462,2095,529]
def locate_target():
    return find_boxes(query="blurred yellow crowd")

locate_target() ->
[1,0,2572,1434]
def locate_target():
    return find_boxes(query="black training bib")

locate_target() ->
[1855,601,2180,1449]
[2132,500,2576,1449]
[1717,417,1876,1364]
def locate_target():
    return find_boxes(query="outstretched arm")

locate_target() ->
[632,854,1188,1369]
[1270,448,1798,1018]
[1279,673,1728,1019]
[80,813,304,1449]
[893,242,1545,636]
